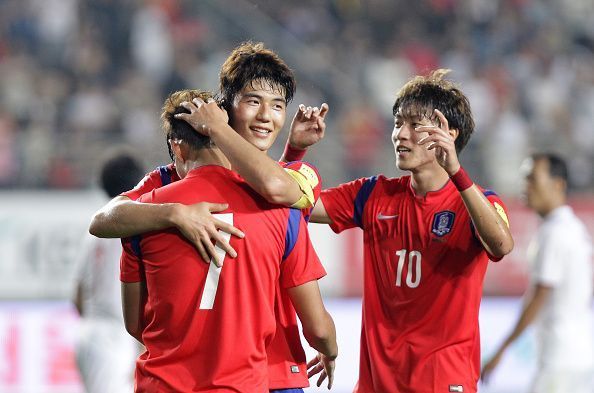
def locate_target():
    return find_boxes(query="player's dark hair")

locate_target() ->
[161,90,215,159]
[532,153,569,184]
[100,152,144,198]
[218,41,296,114]
[392,69,475,153]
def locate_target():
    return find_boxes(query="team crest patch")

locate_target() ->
[432,211,455,237]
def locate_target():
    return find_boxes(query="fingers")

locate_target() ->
[327,371,334,389]
[201,233,222,267]
[206,203,245,239]
[318,103,329,118]
[207,202,229,213]
[316,370,327,387]
[307,362,324,378]
[194,239,210,265]
[433,108,449,129]
[306,356,320,369]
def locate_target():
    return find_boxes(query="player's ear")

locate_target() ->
[449,128,459,141]
[169,139,185,163]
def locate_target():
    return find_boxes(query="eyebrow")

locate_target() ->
[242,92,286,103]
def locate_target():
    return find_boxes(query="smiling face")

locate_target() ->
[228,79,287,152]
[391,111,439,172]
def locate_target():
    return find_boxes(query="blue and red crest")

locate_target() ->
[431,211,455,237]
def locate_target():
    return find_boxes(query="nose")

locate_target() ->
[394,123,410,141]
[256,103,272,122]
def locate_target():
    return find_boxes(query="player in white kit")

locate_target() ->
[72,152,143,393]
[482,153,594,393]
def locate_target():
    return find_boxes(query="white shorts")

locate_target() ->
[530,366,594,393]
[75,319,138,393]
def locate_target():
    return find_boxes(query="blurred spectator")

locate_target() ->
[481,153,594,392]
[72,149,144,393]
[0,0,592,194]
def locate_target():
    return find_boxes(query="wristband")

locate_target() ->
[283,143,307,162]
[450,166,473,192]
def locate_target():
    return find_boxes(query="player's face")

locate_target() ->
[228,80,287,152]
[392,112,437,171]
[522,158,554,214]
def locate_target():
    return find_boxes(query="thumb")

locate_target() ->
[207,203,229,213]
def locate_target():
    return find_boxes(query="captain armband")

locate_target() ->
[284,163,320,209]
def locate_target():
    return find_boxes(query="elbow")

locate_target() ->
[88,212,106,237]
[491,236,514,259]
[259,177,294,205]
[124,321,143,343]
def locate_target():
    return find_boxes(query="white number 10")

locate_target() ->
[395,249,421,288]
[199,213,233,310]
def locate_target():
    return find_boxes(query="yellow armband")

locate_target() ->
[493,202,509,227]
[284,163,319,209]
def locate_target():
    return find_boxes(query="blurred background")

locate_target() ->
[0,0,593,392]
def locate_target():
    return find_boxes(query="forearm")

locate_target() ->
[459,185,513,257]
[501,289,548,350]
[209,122,303,205]
[304,311,338,359]
[309,198,333,225]
[89,197,180,238]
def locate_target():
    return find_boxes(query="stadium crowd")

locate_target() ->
[0,0,593,195]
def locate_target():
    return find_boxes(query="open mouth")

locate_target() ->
[396,146,411,154]
[250,127,272,135]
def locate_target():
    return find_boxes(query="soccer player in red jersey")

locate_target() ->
[120,90,337,392]
[194,69,515,392]
[305,70,513,393]
[89,42,333,391]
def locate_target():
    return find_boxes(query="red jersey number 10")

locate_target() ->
[395,249,422,288]
[199,213,234,310]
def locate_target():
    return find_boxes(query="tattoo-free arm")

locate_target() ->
[459,185,514,258]
[481,284,551,382]
[121,281,147,344]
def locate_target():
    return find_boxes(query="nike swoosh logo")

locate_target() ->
[377,213,398,220]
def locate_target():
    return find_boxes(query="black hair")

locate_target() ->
[392,69,475,153]
[100,152,144,198]
[532,153,569,184]
[219,41,296,113]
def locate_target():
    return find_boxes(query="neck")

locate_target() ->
[539,199,565,218]
[409,164,450,196]
[180,148,231,177]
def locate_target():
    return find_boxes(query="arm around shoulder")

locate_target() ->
[89,195,179,238]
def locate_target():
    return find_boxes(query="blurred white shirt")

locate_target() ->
[73,234,137,393]
[528,205,594,370]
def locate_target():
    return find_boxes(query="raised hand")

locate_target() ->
[288,103,329,149]
[174,98,229,136]
[171,202,244,267]
[415,109,460,176]
[307,352,335,389]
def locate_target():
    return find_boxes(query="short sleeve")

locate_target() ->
[320,177,376,233]
[280,211,326,289]
[121,165,177,200]
[283,161,322,210]
[120,236,144,283]
[282,161,322,220]
[533,229,565,287]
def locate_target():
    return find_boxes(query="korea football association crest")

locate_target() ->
[432,211,455,237]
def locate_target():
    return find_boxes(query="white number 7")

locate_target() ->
[199,213,233,310]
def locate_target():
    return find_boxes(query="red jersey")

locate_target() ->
[121,163,323,390]
[321,175,509,393]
